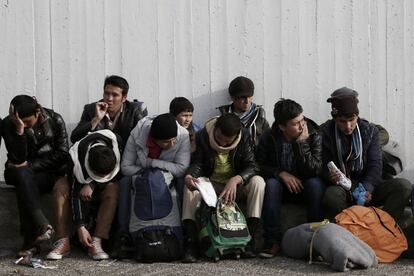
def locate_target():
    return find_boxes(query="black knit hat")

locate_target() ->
[228,76,254,98]
[327,87,359,117]
[169,97,194,117]
[150,113,178,140]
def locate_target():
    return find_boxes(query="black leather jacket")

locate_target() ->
[218,103,270,145]
[256,118,322,180]
[187,127,259,184]
[71,100,147,149]
[2,108,69,174]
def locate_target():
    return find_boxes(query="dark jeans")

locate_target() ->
[4,166,57,241]
[323,178,412,221]
[262,177,325,246]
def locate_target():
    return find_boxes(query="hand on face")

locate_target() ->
[95,102,108,120]
[296,120,309,141]
[9,104,25,135]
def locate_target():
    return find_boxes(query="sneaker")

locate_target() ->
[241,239,257,259]
[88,237,109,260]
[111,233,134,259]
[46,237,71,260]
[259,244,281,259]
[182,242,199,263]
[35,225,55,243]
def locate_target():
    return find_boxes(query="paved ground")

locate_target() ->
[1,185,414,275]
[0,248,414,276]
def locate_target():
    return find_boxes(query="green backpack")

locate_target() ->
[196,198,251,261]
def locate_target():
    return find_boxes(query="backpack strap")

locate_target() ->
[370,207,399,238]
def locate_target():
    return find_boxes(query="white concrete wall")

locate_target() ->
[1,0,414,181]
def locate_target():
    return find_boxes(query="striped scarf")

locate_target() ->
[232,103,259,142]
[335,123,363,176]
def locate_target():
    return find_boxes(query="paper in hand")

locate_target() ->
[196,177,217,207]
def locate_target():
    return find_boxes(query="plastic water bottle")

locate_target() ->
[327,161,352,191]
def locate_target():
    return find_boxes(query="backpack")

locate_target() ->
[129,168,183,262]
[196,198,251,261]
[335,206,407,262]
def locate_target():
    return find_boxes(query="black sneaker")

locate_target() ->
[111,233,135,259]
[182,242,199,263]
[242,239,257,259]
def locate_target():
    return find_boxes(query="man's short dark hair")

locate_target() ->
[169,97,194,117]
[215,113,242,137]
[88,145,117,176]
[150,113,178,140]
[10,95,40,119]
[228,76,254,98]
[273,99,303,126]
[104,75,129,95]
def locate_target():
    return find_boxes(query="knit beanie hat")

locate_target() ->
[169,97,194,117]
[229,76,254,98]
[327,87,359,117]
[150,113,178,140]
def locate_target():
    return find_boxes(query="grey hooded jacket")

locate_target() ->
[121,116,191,178]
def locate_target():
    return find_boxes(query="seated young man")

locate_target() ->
[48,75,147,259]
[169,97,200,153]
[1,95,69,257]
[256,99,325,258]
[118,113,191,233]
[50,129,120,260]
[182,113,265,262]
[321,87,412,221]
[218,76,270,145]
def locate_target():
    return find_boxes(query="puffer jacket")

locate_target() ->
[71,100,147,150]
[218,103,270,145]
[256,118,322,180]
[121,116,191,178]
[2,108,69,174]
[320,118,382,192]
[187,119,259,184]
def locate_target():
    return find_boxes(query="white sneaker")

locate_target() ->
[47,237,71,260]
[88,237,109,260]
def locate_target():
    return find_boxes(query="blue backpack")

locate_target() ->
[127,168,183,262]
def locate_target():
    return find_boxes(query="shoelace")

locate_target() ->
[92,239,105,253]
[51,239,68,253]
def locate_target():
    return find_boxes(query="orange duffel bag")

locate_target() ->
[335,205,407,263]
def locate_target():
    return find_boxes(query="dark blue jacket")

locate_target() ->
[320,118,382,192]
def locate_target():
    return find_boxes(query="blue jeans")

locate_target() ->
[262,177,325,245]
